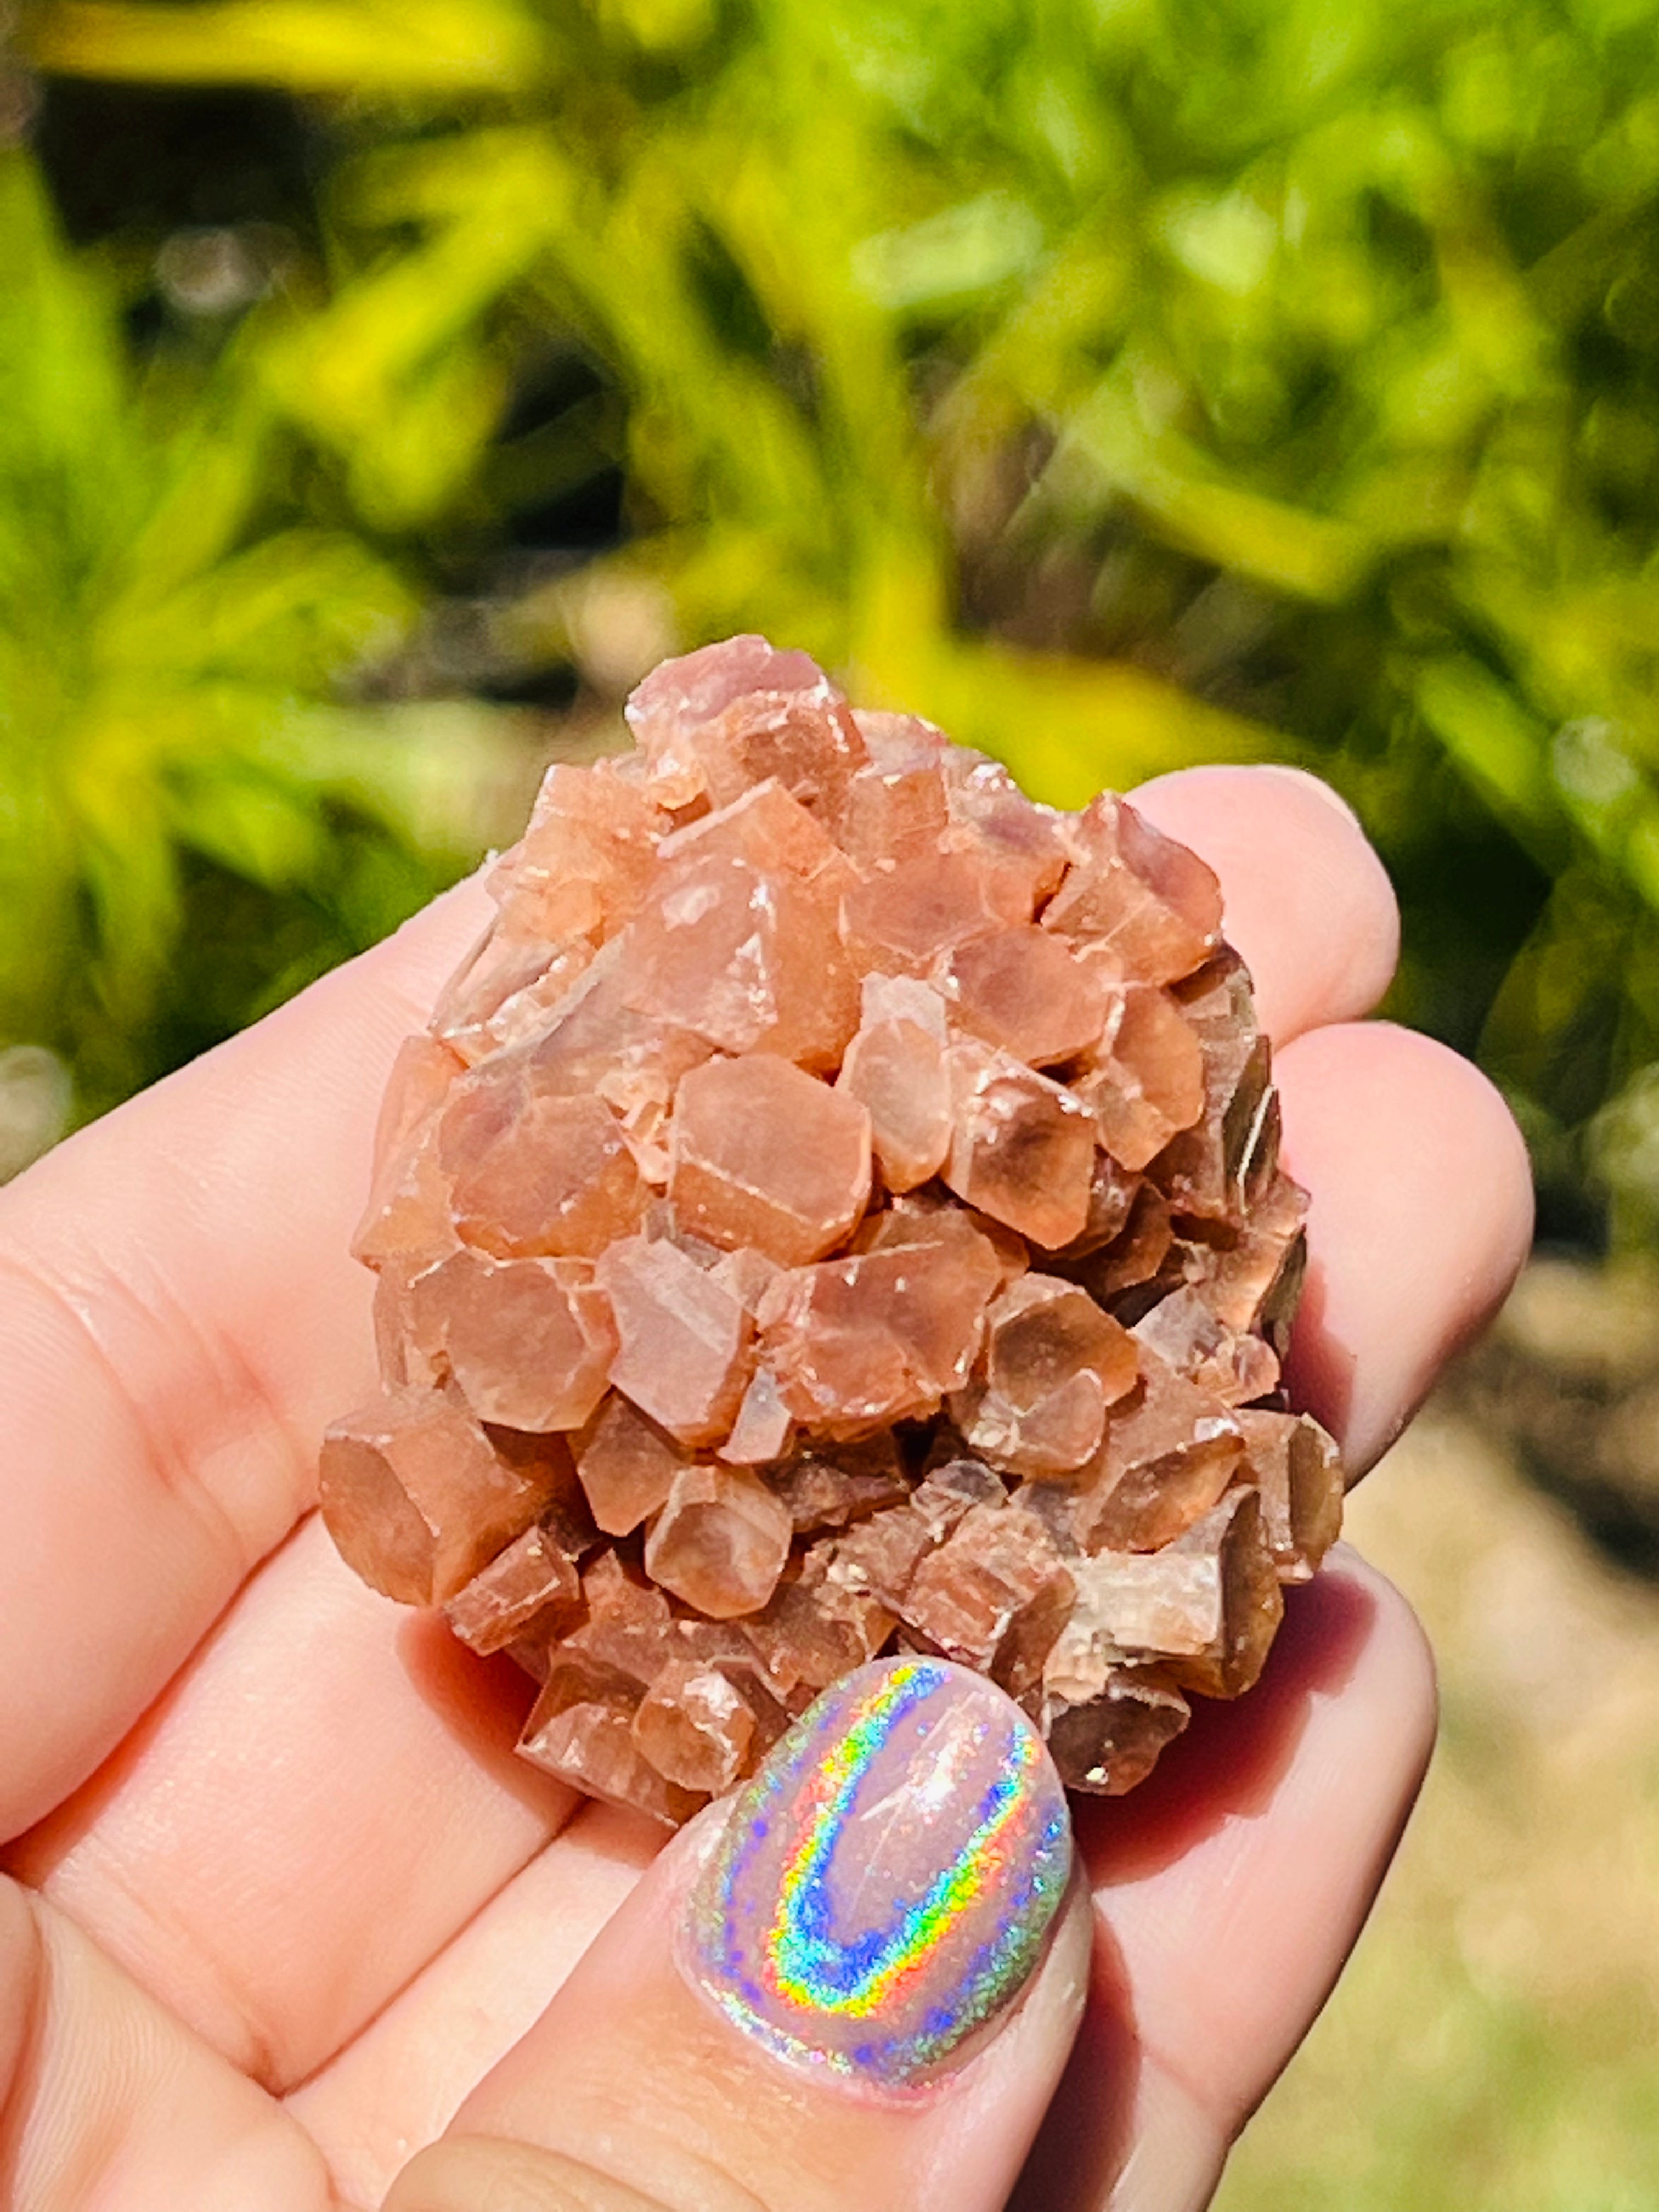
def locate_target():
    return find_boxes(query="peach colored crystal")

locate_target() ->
[632,1657,758,1793]
[320,1387,561,1606]
[941,925,1109,1068]
[441,1077,647,1259]
[323,633,1343,1823]
[836,1013,951,1193]
[644,1464,794,1618]
[444,1520,584,1654]
[572,1393,687,1535]
[594,1234,752,1447]
[942,1041,1096,1249]
[669,1053,871,1264]
[407,1249,616,1432]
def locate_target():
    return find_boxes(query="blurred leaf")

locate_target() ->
[23,0,554,91]
[1412,656,1558,840]
[851,194,1046,313]
[0,143,484,1111]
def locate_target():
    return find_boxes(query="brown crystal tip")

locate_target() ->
[320,634,1344,1827]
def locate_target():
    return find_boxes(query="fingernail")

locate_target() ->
[681,1657,1071,2088]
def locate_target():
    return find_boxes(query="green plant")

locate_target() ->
[0,144,521,1118]
[14,0,1659,1228]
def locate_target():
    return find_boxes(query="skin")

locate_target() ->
[0,765,1534,2212]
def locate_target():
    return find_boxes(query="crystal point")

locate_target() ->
[943,1041,1096,1249]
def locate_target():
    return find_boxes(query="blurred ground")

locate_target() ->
[1218,1267,1659,2212]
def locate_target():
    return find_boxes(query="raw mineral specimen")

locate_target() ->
[321,634,1345,1826]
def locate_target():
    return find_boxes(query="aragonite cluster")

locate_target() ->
[321,634,1344,1827]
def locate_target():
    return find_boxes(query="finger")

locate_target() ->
[8,1517,576,2090]
[1130,764,1401,1043]
[1276,1023,1534,1474]
[0,873,493,1842]
[1011,1549,1436,2211]
[382,1660,1091,2212]
[287,1802,659,2209]
[301,1562,1435,2211]
[0,1876,332,2212]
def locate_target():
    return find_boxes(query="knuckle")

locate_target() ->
[382,2133,768,2212]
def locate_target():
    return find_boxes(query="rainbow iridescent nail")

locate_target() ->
[681,1657,1072,2086]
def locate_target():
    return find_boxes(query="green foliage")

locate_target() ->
[13,0,1659,1222]
[0,146,521,1114]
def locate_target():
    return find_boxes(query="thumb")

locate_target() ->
[382,1657,1090,2212]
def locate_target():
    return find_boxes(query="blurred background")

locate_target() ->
[1,0,1657,2198]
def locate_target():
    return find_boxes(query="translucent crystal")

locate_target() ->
[1069,1346,1244,1553]
[434,934,596,1068]
[624,851,857,1072]
[1153,952,1278,1219]
[840,850,1013,974]
[567,1550,676,1683]
[442,1074,647,1260]
[1131,1286,1281,1406]
[840,759,950,866]
[408,1248,617,1432]
[494,759,664,946]
[1075,984,1206,1173]
[444,1520,585,1655]
[718,1364,794,1465]
[332,632,1340,1825]
[1041,1667,1190,1793]
[518,1653,705,1827]
[1237,1408,1344,1582]
[1045,793,1223,983]
[624,634,841,811]
[643,1463,794,1618]
[670,1054,872,1266]
[351,1034,460,1270]
[320,1387,560,1605]
[943,1041,1096,1250]
[632,1657,757,1794]
[898,1502,1076,1697]
[572,1392,688,1535]
[759,1222,1000,1435]
[941,924,1109,1068]
[1047,1486,1282,1700]
[595,1233,753,1447]
[952,1273,1140,1476]
[656,777,850,893]
[836,1014,952,1192]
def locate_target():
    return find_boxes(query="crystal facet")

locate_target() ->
[323,634,1341,1826]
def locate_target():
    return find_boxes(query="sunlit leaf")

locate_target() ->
[24,0,553,92]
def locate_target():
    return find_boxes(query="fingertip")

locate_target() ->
[1319,1544,1439,1789]
[1277,1023,1535,1475]
[1078,1543,1438,2153]
[443,1660,1091,2212]
[1130,764,1400,1043]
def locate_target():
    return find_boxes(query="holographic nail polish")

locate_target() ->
[681,1656,1072,2087]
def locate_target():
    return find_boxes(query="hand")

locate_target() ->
[0,765,1532,2212]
